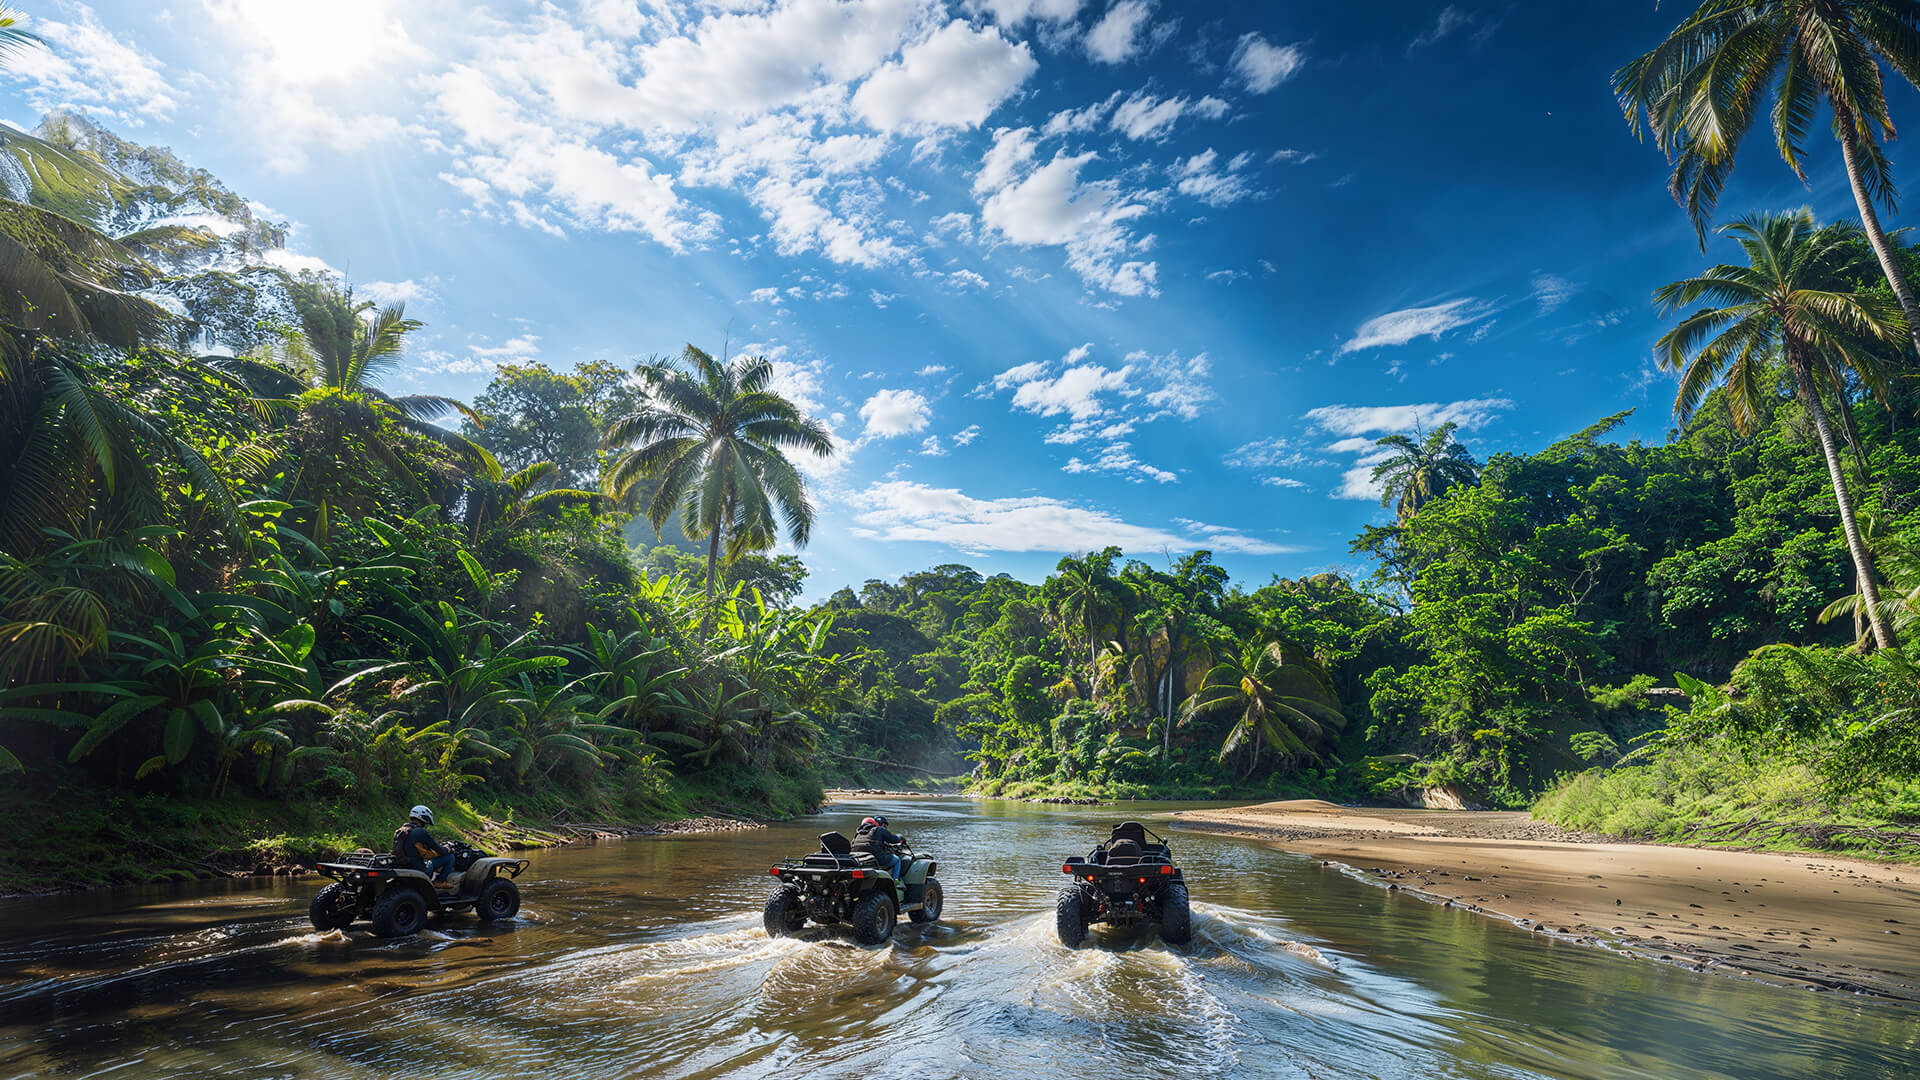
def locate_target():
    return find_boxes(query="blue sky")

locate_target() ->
[8,0,1920,599]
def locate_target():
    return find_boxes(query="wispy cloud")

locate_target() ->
[847,480,1297,555]
[1337,298,1493,354]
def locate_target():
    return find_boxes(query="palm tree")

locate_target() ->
[602,346,832,627]
[1655,210,1903,647]
[1369,421,1479,520]
[1616,0,1920,357]
[1178,640,1345,777]
[463,461,607,539]
[0,5,41,69]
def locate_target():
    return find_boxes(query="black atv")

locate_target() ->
[309,841,530,938]
[764,831,942,945]
[1056,821,1191,947]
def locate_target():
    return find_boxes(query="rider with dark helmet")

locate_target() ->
[392,804,456,884]
[851,815,904,877]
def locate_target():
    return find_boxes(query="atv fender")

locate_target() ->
[449,856,530,894]
[899,858,936,886]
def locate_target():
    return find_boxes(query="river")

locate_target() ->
[1,797,1912,1079]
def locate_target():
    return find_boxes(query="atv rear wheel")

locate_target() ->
[309,882,357,931]
[908,877,943,924]
[1055,887,1088,947]
[475,878,521,922]
[1159,882,1192,945]
[370,888,428,938]
[850,890,896,945]
[763,886,807,937]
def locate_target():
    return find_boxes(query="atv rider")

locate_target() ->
[852,815,905,878]
[393,805,456,885]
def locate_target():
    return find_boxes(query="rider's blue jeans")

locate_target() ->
[426,852,456,882]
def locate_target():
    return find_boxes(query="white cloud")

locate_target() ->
[1131,349,1212,419]
[1530,272,1576,314]
[847,480,1297,554]
[1011,364,1133,420]
[1086,0,1154,64]
[992,360,1052,390]
[7,5,177,123]
[978,149,1158,296]
[1105,90,1224,141]
[852,20,1037,134]
[360,279,428,306]
[974,125,1038,195]
[928,210,975,243]
[1338,298,1493,354]
[751,286,782,303]
[916,364,949,377]
[1226,437,1310,470]
[1269,148,1318,165]
[1262,477,1307,489]
[946,268,990,290]
[469,334,542,360]
[1043,92,1119,136]
[860,387,933,438]
[1061,442,1177,483]
[952,424,982,445]
[1304,398,1512,500]
[1231,33,1306,93]
[919,434,947,456]
[1409,6,1476,52]
[1171,148,1255,206]
[965,0,1083,26]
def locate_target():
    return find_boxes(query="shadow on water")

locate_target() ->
[0,797,1913,1079]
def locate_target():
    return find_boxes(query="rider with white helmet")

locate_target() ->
[392,804,456,885]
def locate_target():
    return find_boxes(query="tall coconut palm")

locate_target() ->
[1369,421,1479,521]
[1655,210,1903,647]
[245,281,499,498]
[1616,0,1920,357]
[0,5,42,69]
[1178,640,1345,777]
[602,346,832,627]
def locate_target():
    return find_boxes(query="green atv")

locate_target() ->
[763,831,943,945]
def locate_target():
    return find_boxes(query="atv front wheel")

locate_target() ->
[850,890,896,945]
[908,877,943,924]
[1055,887,1087,947]
[476,878,521,922]
[370,888,428,938]
[1159,882,1192,945]
[309,882,357,931]
[764,886,807,937]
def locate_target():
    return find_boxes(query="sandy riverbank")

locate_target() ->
[1174,800,1920,1001]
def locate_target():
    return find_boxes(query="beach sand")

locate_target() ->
[1173,800,1920,1001]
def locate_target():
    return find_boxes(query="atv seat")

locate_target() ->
[1109,822,1148,847]
[1106,838,1142,865]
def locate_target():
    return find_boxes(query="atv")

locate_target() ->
[1056,821,1191,947]
[763,831,942,945]
[309,841,530,938]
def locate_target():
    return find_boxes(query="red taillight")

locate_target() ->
[1085,874,1095,881]
[1139,877,1147,884]
[1061,864,1072,874]
[850,870,864,879]
[769,866,781,876]
[1159,865,1174,876]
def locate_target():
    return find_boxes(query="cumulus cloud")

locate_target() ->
[5,4,177,122]
[360,279,429,305]
[952,424,982,445]
[847,480,1297,554]
[859,387,933,438]
[1011,363,1134,420]
[1086,0,1155,64]
[965,0,1085,25]
[1231,33,1306,93]
[1337,298,1493,354]
[977,144,1158,296]
[1171,149,1255,206]
[1107,91,1227,140]
[852,21,1037,134]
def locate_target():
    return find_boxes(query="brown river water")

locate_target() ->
[1,797,1914,1079]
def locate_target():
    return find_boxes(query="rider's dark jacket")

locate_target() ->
[851,822,900,857]
[391,823,448,870]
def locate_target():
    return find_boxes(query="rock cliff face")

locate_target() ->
[0,108,315,349]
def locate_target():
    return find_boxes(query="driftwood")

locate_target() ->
[1686,819,1920,856]
[825,751,946,777]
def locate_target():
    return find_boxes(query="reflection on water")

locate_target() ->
[0,798,1912,1079]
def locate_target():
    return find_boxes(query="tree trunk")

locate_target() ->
[701,489,733,635]
[1837,122,1920,360]
[1797,369,1894,649]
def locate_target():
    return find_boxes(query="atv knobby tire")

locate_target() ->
[309,882,357,931]
[764,886,808,937]
[908,877,943,924]
[476,878,521,922]
[371,887,429,938]
[851,890,896,945]
[1159,882,1192,945]
[1055,887,1088,947]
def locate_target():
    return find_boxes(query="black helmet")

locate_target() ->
[872,815,888,827]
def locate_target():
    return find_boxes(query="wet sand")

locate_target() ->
[1174,800,1920,1001]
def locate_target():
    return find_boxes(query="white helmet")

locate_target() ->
[410,805,434,825]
